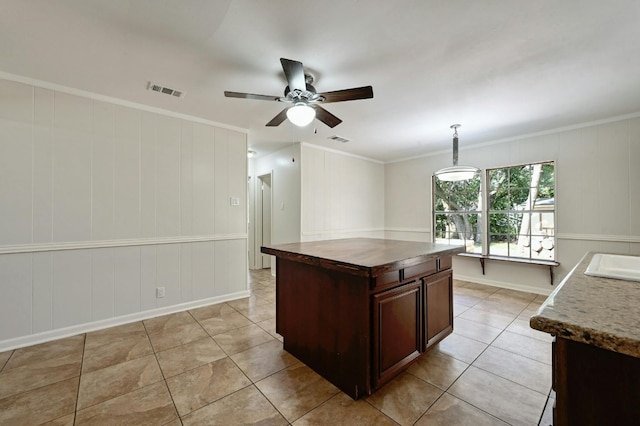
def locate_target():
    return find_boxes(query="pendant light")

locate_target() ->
[434,124,479,181]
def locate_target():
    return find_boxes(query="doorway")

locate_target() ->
[256,173,272,269]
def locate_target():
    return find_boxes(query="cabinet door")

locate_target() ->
[424,270,453,350]
[372,280,422,388]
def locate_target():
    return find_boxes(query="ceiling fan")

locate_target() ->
[224,58,373,128]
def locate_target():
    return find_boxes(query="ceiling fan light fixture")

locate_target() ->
[286,103,315,127]
[435,124,480,182]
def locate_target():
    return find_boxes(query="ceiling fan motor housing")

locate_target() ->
[283,83,322,103]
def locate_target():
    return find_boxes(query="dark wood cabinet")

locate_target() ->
[373,280,422,387]
[262,238,462,399]
[424,270,453,350]
[372,258,453,389]
[552,336,640,425]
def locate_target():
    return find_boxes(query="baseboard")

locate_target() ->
[453,273,553,296]
[0,290,250,352]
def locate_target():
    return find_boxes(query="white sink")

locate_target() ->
[584,253,640,282]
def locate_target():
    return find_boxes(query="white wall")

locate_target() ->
[301,143,385,241]
[385,118,640,294]
[249,144,301,269]
[385,117,640,294]
[0,78,248,350]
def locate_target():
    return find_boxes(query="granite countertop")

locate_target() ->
[530,251,640,358]
[261,238,463,277]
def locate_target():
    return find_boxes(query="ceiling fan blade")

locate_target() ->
[266,108,289,127]
[280,58,306,92]
[319,86,374,103]
[224,91,281,101]
[311,105,342,128]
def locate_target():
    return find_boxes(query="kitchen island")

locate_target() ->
[261,238,463,399]
[530,252,640,425]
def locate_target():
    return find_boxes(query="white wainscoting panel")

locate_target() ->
[0,77,248,348]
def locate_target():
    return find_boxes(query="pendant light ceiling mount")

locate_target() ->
[434,124,480,182]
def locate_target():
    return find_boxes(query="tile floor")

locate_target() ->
[0,270,554,425]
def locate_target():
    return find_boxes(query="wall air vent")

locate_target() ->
[147,81,185,98]
[327,135,350,143]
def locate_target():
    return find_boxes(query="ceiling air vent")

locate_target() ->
[147,81,185,98]
[328,135,350,143]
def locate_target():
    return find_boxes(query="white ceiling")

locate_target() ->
[2,0,640,161]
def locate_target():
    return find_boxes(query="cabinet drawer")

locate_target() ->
[404,255,452,281]
[372,270,400,291]
[404,261,436,280]
[439,255,452,271]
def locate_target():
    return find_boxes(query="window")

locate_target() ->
[433,161,555,261]
[433,176,482,253]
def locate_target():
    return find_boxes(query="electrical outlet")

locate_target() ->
[156,287,165,298]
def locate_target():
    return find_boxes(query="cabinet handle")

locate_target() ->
[436,258,441,271]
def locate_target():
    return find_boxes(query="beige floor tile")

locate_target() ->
[519,302,543,320]
[433,333,488,364]
[42,413,75,425]
[453,302,471,317]
[84,322,146,350]
[143,311,196,334]
[226,295,271,311]
[75,381,178,426]
[453,292,483,307]
[492,288,537,303]
[189,302,237,321]
[458,307,516,329]
[0,352,82,399]
[453,317,503,344]
[231,339,299,381]
[0,376,78,425]
[452,279,470,288]
[156,337,226,378]
[407,350,469,390]
[0,273,553,425]
[474,346,551,395]
[416,392,508,425]
[506,318,554,342]
[492,331,552,364]
[212,323,276,355]
[456,283,500,298]
[182,385,287,425]
[77,354,163,410]
[3,334,84,370]
[82,333,153,373]
[0,350,12,372]
[256,363,340,422]
[534,294,549,304]
[256,317,283,341]
[166,357,251,416]
[147,322,209,352]
[293,392,396,425]
[539,393,554,426]
[198,311,252,336]
[161,419,183,426]
[449,366,547,426]
[367,372,442,426]
[473,298,528,317]
[238,303,276,323]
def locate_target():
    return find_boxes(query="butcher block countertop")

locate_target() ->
[261,238,464,277]
[530,251,640,358]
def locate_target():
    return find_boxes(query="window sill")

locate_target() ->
[457,252,559,285]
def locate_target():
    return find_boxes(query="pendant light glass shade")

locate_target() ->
[434,124,479,181]
[286,103,315,127]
